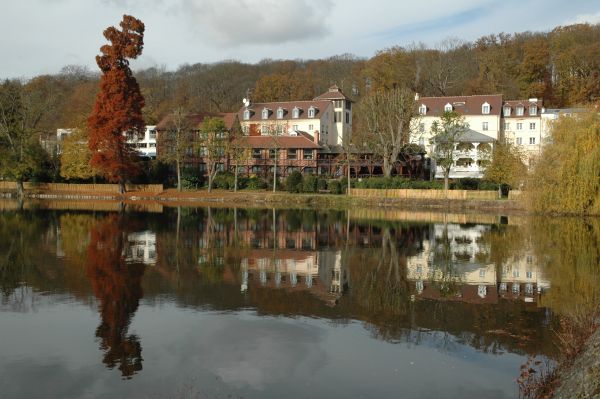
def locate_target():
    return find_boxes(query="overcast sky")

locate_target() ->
[2,0,600,79]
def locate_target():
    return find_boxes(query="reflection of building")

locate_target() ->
[125,231,157,265]
[407,223,550,304]
[239,249,346,305]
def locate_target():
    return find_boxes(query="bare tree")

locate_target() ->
[430,111,470,193]
[355,87,419,177]
[200,117,227,193]
[159,108,194,191]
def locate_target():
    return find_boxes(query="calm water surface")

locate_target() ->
[1,204,598,398]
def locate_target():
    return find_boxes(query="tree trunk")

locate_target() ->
[273,150,277,192]
[119,180,126,195]
[498,184,502,199]
[15,180,24,199]
[383,157,392,178]
[176,159,181,191]
[444,171,449,196]
[347,153,351,196]
[234,161,239,193]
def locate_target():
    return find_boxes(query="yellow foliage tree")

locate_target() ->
[60,129,97,180]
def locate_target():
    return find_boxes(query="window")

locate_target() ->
[516,137,523,145]
[243,109,251,120]
[149,143,156,147]
[482,102,490,114]
[292,124,298,131]
[516,122,523,130]
[418,137,425,146]
[261,108,270,119]
[277,107,284,119]
[308,124,314,131]
[292,107,300,118]
[419,123,425,132]
[149,129,157,139]
[276,125,284,135]
[529,105,537,116]
[478,285,487,298]
[242,125,249,135]
[503,105,511,116]
[345,112,350,123]
[252,149,262,159]
[269,149,276,159]
[504,122,510,130]
[287,149,297,160]
[419,104,427,115]
[444,103,453,112]
[526,271,533,279]
[479,269,486,278]
[308,107,316,118]
[303,149,313,160]
[482,122,489,131]
[516,106,524,116]
[334,100,343,108]
[260,124,269,135]
[529,137,536,145]
[334,111,342,123]
[529,122,536,130]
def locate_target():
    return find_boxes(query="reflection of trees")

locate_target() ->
[86,214,145,379]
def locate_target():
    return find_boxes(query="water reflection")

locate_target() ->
[86,214,146,378]
[1,205,599,397]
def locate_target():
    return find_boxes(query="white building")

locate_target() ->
[502,99,543,167]
[126,125,157,159]
[125,231,157,265]
[238,85,353,146]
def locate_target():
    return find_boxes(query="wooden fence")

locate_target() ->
[0,182,163,193]
[349,188,498,200]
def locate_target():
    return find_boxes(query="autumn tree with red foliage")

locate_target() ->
[88,15,146,193]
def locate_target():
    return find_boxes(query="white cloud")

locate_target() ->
[181,0,333,46]
[566,10,600,25]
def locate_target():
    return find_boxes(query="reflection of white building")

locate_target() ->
[125,231,157,265]
[499,253,550,302]
[239,249,346,305]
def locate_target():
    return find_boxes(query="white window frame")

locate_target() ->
[529,105,537,116]
[529,137,536,145]
[482,122,489,131]
[308,106,316,118]
[529,122,536,130]
[419,104,427,115]
[444,103,453,113]
[516,122,523,130]
[276,107,284,119]
[503,105,511,116]
[504,122,510,130]
[482,102,490,115]
[243,109,251,120]
[516,137,523,145]
[292,107,300,119]
[261,108,269,120]
[516,106,524,116]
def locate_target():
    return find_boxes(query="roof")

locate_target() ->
[419,94,503,116]
[433,128,495,143]
[502,99,543,118]
[156,112,237,131]
[240,135,320,149]
[313,85,353,102]
[238,100,332,123]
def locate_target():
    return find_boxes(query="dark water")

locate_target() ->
[1,205,599,399]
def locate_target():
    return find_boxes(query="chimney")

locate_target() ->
[415,92,420,101]
[529,98,538,103]
[313,130,320,145]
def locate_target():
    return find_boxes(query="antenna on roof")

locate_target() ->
[242,98,250,107]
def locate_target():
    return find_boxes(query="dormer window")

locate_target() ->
[482,102,490,115]
[503,105,511,116]
[243,109,251,120]
[419,104,427,115]
[276,107,284,119]
[261,108,270,120]
[529,105,537,116]
[516,105,524,116]
[444,103,453,113]
[292,107,300,119]
[308,106,316,118]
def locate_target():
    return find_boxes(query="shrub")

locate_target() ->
[317,178,328,191]
[328,180,342,194]
[246,176,268,190]
[181,168,204,189]
[303,175,319,193]
[285,171,303,193]
[213,172,235,189]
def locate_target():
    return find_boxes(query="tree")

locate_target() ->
[200,117,227,193]
[159,108,194,191]
[355,87,418,177]
[430,111,470,193]
[484,141,527,198]
[226,116,247,192]
[88,15,146,194]
[0,79,56,197]
[60,128,97,181]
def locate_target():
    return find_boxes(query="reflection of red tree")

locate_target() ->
[86,214,145,378]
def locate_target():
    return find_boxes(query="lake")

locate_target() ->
[1,204,598,398]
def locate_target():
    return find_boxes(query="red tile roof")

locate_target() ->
[238,100,332,123]
[502,99,543,118]
[156,112,237,130]
[313,85,352,101]
[240,135,320,149]
[418,94,503,116]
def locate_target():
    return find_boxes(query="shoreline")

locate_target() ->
[0,188,528,215]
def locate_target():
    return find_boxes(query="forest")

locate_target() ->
[2,22,599,135]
